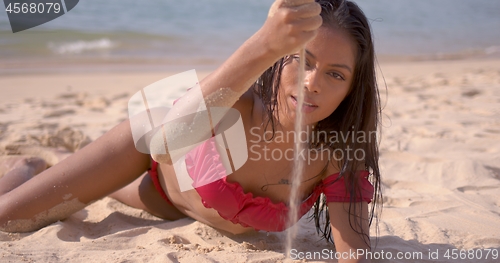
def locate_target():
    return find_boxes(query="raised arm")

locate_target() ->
[200,0,322,98]
[151,0,322,163]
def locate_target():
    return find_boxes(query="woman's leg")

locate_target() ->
[0,119,152,232]
[109,173,186,221]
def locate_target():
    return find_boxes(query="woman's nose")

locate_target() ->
[304,71,320,93]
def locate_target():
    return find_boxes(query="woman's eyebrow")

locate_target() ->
[305,49,352,73]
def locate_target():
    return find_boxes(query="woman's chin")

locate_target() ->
[283,114,317,128]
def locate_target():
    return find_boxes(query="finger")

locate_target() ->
[268,0,315,17]
[290,2,322,19]
[293,14,323,32]
[285,30,319,55]
[281,0,315,7]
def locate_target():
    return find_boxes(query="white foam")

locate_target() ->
[48,38,115,54]
[485,45,500,55]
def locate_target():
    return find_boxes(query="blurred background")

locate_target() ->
[1,0,500,74]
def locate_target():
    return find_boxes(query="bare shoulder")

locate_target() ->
[324,158,367,179]
[326,159,341,175]
[231,88,256,118]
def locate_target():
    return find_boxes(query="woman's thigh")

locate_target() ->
[109,172,187,221]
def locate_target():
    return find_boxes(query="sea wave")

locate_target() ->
[485,46,500,55]
[48,38,116,54]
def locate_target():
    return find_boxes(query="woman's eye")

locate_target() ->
[329,72,345,80]
[292,56,311,68]
[305,60,312,68]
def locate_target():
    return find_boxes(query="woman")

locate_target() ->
[0,0,381,262]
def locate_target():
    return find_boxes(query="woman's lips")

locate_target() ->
[290,95,318,113]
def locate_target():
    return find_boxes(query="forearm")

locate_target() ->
[151,34,278,164]
[152,0,321,164]
[199,32,279,100]
[328,202,372,263]
[198,0,321,106]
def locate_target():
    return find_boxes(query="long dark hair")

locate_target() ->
[254,0,382,245]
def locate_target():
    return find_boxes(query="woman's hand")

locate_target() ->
[192,0,322,115]
[257,0,323,59]
[328,202,372,263]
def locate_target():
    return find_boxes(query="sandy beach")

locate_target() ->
[0,57,499,262]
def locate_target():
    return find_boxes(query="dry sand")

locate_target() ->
[0,58,499,262]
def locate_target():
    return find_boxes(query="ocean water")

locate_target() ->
[1,0,499,70]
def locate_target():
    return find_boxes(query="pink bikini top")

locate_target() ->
[185,137,374,232]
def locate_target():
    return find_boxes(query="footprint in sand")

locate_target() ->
[23,126,92,152]
[485,165,500,180]
[29,123,59,130]
[417,94,433,101]
[110,93,129,101]
[56,92,87,100]
[43,109,76,118]
[473,237,500,248]
[162,234,191,245]
[474,133,499,139]
[456,185,499,193]
[0,155,47,179]
[76,97,110,111]
[461,89,482,98]
[4,145,72,167]
[403,86,420,92]
[0,122,8,133]
[484,129,500,134]
[41,101,64,108]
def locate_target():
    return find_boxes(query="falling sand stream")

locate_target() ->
[270,0,311,259]
[284,46,307,259]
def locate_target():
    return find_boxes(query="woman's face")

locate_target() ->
[277,26,357,129]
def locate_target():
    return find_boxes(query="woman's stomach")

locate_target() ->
[157,161,253,235]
